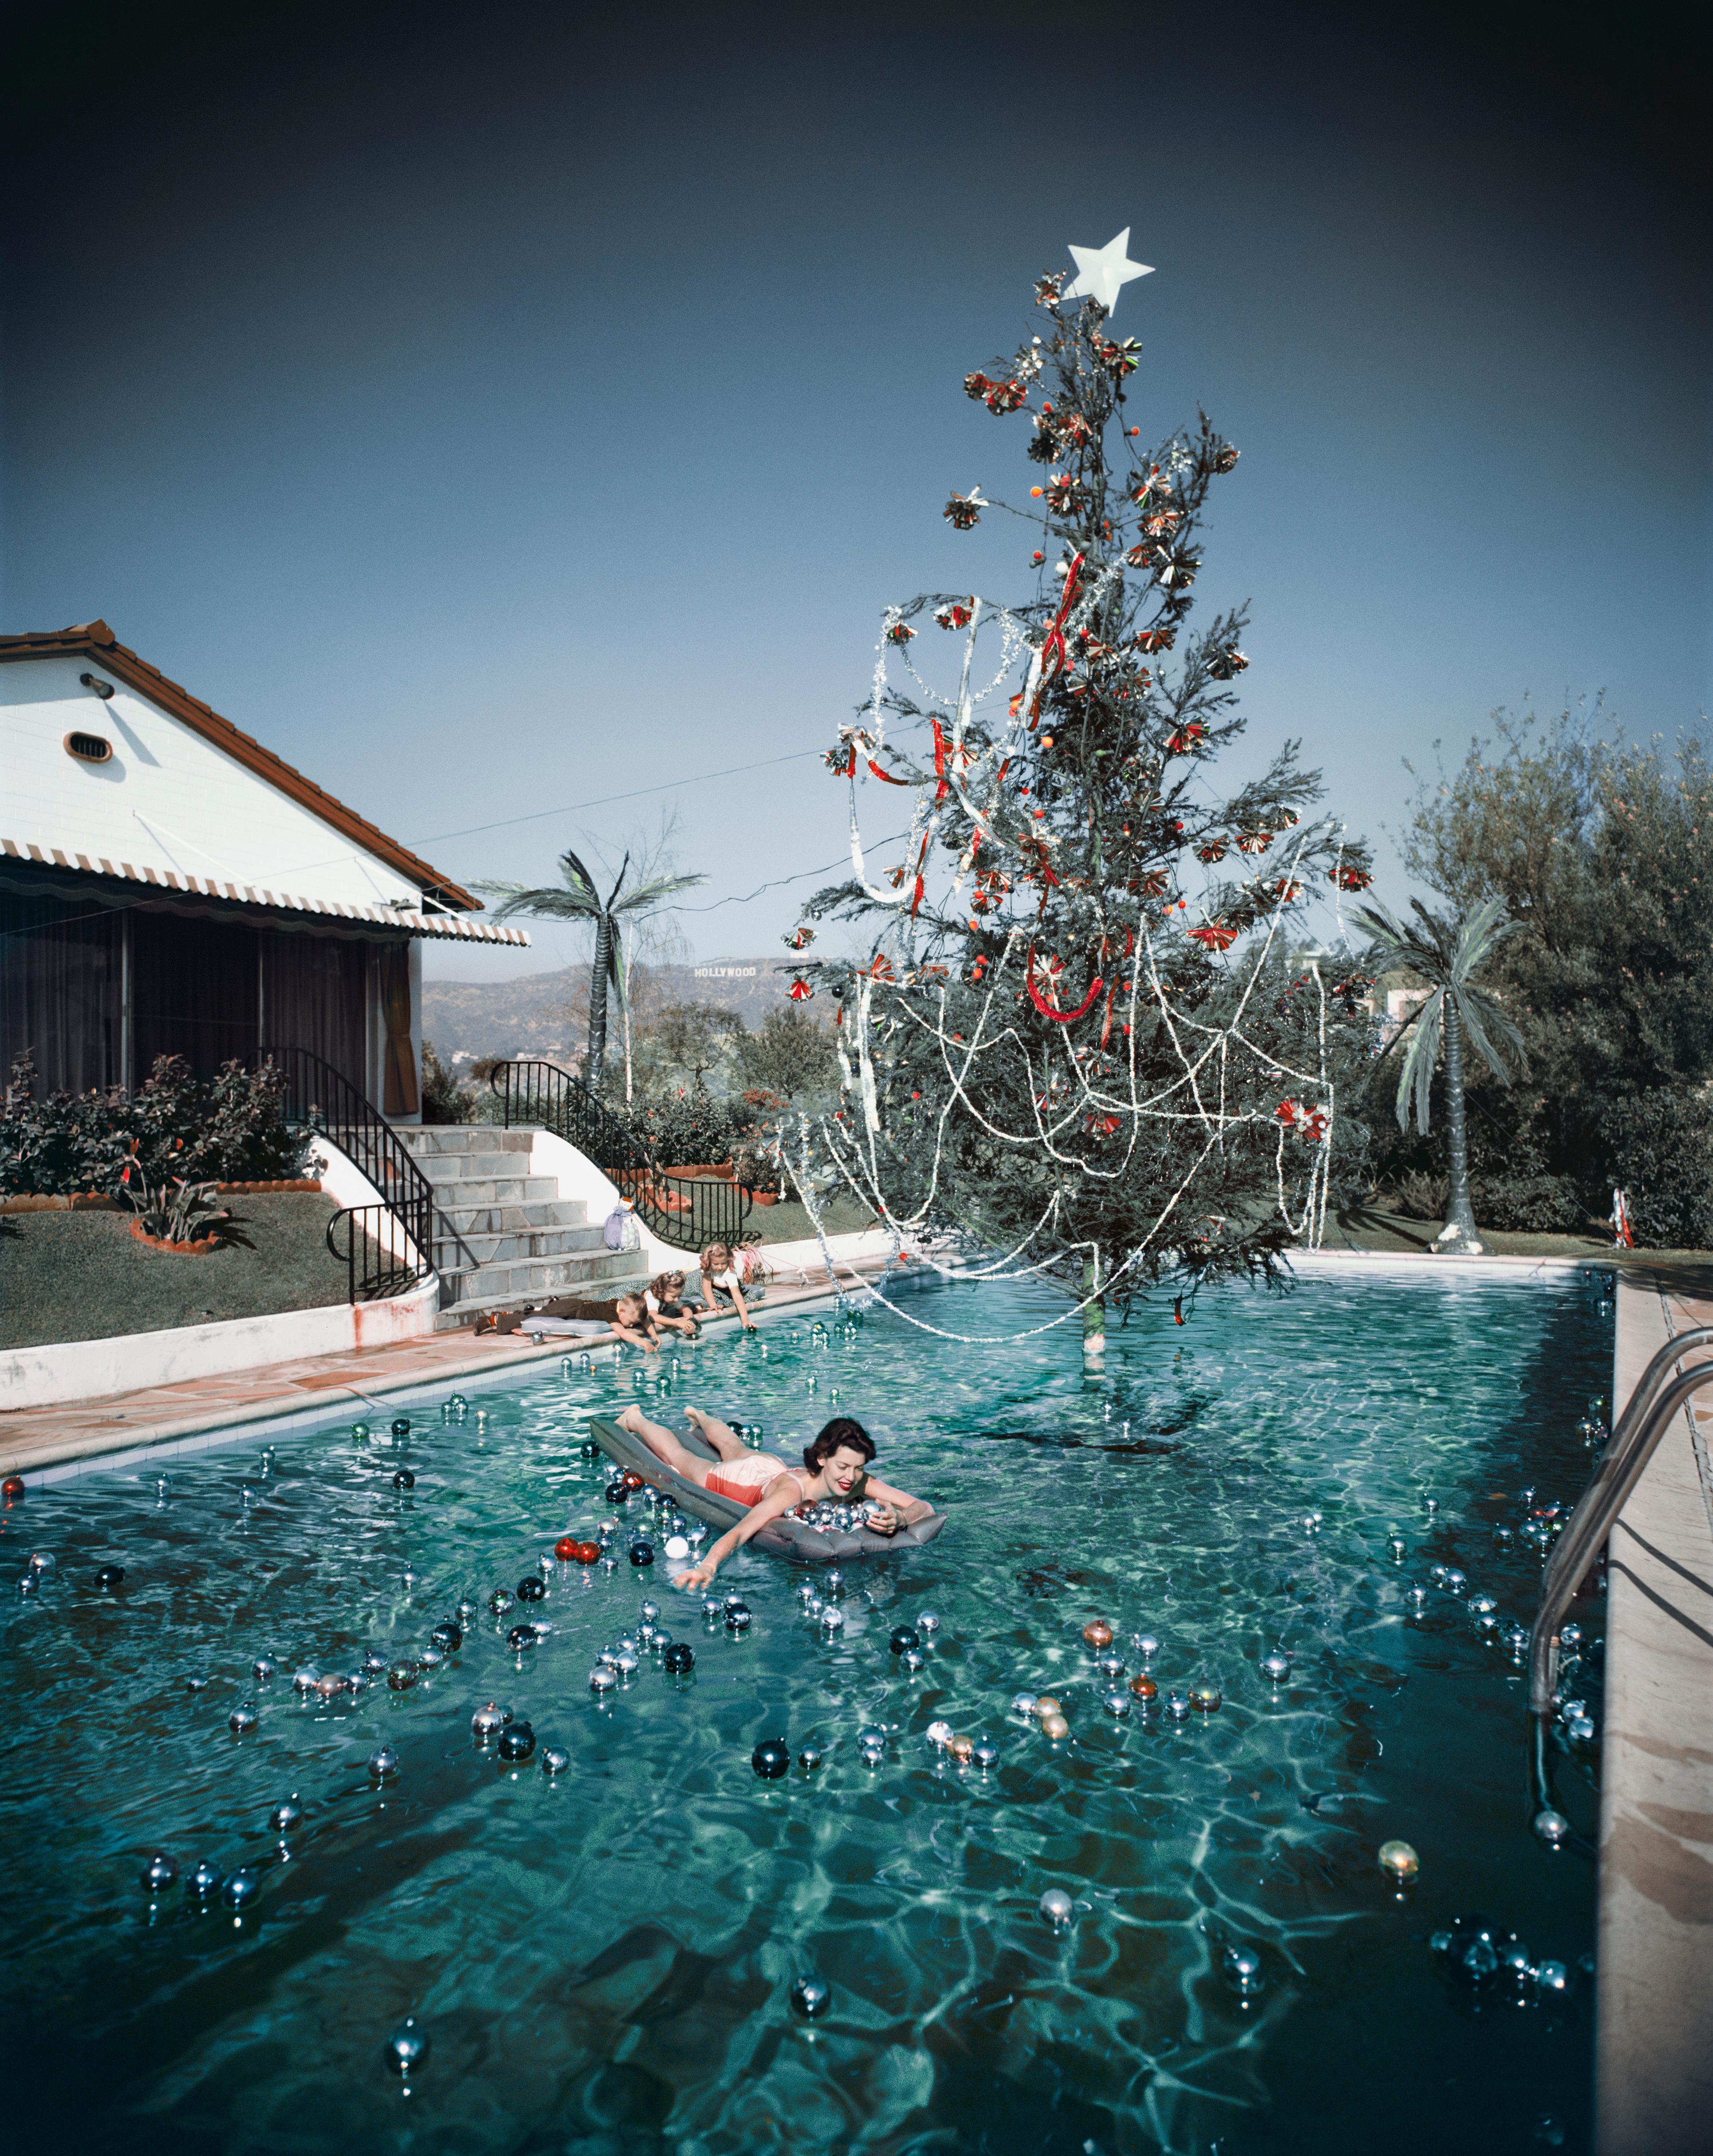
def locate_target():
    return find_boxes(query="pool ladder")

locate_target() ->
[1528,1320,1713,1808]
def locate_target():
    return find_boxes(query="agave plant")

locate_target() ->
[1354,896,1524,1255]
[476,848,705,1090]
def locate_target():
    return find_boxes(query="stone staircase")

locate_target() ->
[397,1128,648,1333]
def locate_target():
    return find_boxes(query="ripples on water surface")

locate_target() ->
[0,1272,1611,2155]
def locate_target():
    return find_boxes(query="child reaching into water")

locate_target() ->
[698,1241,756,1331]
[645,1270,700,1340]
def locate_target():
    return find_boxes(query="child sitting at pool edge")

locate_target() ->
[698,1240,757,1332]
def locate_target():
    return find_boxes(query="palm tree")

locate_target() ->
[1354,896,1524,1255]
[476,849,704,1090]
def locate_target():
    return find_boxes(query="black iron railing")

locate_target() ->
[258,1045,436,1302]
[325,1202,432,1304]
[489,1059,753,1253]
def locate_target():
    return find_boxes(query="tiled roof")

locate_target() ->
[0,835,529,943]
[0,621,481,912]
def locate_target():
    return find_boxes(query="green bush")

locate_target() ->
[0,1053,314,1198]
[1602,1090,1713,1250]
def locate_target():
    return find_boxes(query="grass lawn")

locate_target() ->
[1329,1204,1713,1288]
[741,1190,882,1247]
[0,1196,357,1349]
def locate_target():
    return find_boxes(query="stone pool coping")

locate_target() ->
[1598,1272,1713,2156]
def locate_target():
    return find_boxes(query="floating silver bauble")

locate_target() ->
[543,1747,569,1775]
[141,1851,178,1894]
[229,1701,259,1733]
[803,1595,824,1619]
[386,1661,417,1691]
[1443,1569,1468,1596]
[927,1721,955,1749]
[972,1740,999,1770]
[790,1972,830,2020]
[859,1724,887,1750]
[269,1797,303,1834]
[27,1552,55,1579]
[1468,1591,1498,1617]
[614,1651,639,1677]
[824,1569,844,1595]
[916,1611,940,1634]
[639,1599,660,1623]
[1566,1712,1597,1745]
[702,1599,722,1621]
[1406,1583,1429,1609]
[367,1746,399,1780]
[797,1582,817,1604]
[1559,1622,1583,1651]
[1504,1623,1531,1654]
[1222,1943,1264,1996]
[1428,1564,1448,1586]
[1038,1888,1074,1928]
[1166,1691,1191,1721]
[292,1668,319,1694]
[589,1666,617,1693]
[1260,1650,1291,1683]
[901,1649,925,1674]
[1103,1691,1131,1718]
[798,1745,824,1772]
[418,1647,444,1672]
[1134,1633,1160,1661]
[1011,1693,1038,1719]
[1501,1943,1533,1985]
[471,1702,507,1739]
[1096,1655,1125,1684]
[253,1655,278,1681]
[363,1649,389,1674]
[1534,1958,1569,1995]
[1387,1535,1407,1562]
[223,1868,260,1911]
[384,2015,430,2077]
[819,1606,844,1631]
[187,1859,223,1900]
[186,1673,212,1693]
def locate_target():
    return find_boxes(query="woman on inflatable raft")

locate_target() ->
[615,1405,931,1590]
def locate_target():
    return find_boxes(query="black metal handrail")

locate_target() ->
[489,1059,754,1253]
[325,1203,433,1304]
[257,1045,437,1303]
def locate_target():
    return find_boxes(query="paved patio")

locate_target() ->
[1600,1273,1713,2156]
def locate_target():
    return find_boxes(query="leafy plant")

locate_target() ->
[420,1039,475,1125]
[0,1053,314,1198]
[120,1169,249,1249]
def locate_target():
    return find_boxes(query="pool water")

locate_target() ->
[0,1271,1610,2156]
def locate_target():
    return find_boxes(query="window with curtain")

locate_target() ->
[262,930,371,1088]
[0,886,124,1094]
[131,911,260,1079]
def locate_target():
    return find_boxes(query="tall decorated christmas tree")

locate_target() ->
[789,236,1374,1351]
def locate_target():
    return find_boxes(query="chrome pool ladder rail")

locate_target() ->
[1529,1321,1713,1718]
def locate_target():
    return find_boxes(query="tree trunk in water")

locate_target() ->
[586,916,612,1090]
[1441,999,1484,1249]
[1082,1251,1105,1357]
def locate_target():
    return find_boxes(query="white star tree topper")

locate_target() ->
[1063,228,1153,314]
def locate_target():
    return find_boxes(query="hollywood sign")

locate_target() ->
[694,966,759,979]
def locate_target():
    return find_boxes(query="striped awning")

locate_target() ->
[0,837,531,945]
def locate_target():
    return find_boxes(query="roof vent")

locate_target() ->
[79,672,116,699]
[65,731,113,764]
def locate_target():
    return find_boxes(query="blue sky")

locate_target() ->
[4,4,1708,983]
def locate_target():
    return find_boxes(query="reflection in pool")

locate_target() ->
[0,1271,1610,2154]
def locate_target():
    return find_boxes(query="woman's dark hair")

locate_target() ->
[803,1417,875,1474]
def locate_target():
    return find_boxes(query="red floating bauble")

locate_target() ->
[576,1541,600,1564]
[1,1474,23,1503]
[622,1470,645,1492]
[554,1536,577,1561]
[1129,1673,1157,1700]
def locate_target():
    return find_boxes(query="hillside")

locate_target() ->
[422,959,795,1066]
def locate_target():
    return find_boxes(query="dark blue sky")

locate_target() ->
[4,3,1708,980]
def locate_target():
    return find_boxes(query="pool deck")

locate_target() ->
[1601,1274,1713,2156]
[0,1235,911,1484]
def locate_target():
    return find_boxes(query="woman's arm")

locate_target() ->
[859,1473,931,1530]
[677,1476,798,1589]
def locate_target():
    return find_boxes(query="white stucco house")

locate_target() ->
[0,620,526,1114]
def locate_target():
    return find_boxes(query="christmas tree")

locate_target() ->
[790,258,1375,1349]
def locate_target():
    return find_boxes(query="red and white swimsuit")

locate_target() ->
[703,1455,805,1510]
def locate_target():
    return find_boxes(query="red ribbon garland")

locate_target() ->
[1031,550,1086,727]
[1026,944,1103,1023]
[867,758,909,786]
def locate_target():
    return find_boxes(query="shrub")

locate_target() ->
[0,1052,315,1198]
[1602,1090,1713,1251]
[420,1039,475,1125]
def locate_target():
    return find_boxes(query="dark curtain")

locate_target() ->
[131,912,260,1078]
[0,888,124,1093]
[263,930,371,1089]
[379,941,418,1114]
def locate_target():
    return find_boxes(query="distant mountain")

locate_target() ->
[422,959,796,1066]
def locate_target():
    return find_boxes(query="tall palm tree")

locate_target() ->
[1354,896,1524,1255]
[476,849,704,1089]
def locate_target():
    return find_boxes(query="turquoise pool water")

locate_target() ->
[0,1271,1610,2155]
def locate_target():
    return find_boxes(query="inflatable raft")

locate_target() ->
[586,1416,946,1562]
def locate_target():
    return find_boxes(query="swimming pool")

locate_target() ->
[0,1270,1610,2155]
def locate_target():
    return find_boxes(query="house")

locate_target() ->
[0,621,527,1116]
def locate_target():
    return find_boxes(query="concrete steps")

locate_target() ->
[397,1126,649,1331]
